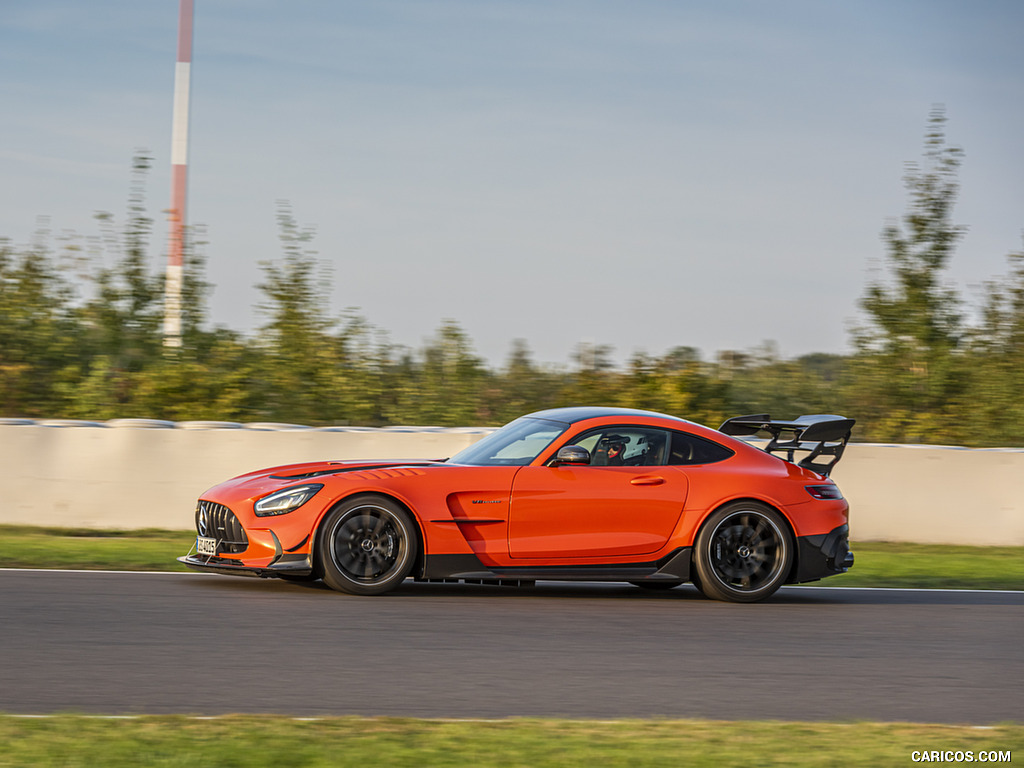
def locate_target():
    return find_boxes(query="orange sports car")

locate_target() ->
[179,407,855,602]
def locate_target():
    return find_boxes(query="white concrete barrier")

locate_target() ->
[1,421,1021,545]
[0,422,487,531]
[837,444,1024,546]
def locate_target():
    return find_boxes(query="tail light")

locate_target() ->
[805,484,843,500]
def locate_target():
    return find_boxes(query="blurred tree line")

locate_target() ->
[1,111,1022,445]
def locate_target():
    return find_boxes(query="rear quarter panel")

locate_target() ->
[671,441,849,545]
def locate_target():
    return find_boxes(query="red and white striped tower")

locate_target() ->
[164,0,194,348]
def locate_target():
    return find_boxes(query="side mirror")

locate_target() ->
[553,445,590,466]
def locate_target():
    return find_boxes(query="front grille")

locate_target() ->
[195,500,249,554]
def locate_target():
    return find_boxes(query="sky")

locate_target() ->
[2,0,1022,367]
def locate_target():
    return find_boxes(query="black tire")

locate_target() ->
[317,495,418,595]
[692,501,793,603]
[630,580,684,591]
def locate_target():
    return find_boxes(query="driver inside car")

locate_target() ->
[593,435,628,466]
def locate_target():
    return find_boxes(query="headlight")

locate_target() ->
[254,484,324,516]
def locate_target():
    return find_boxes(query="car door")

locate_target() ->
[507,426,688,560]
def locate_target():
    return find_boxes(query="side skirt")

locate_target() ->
[418,547,691,585]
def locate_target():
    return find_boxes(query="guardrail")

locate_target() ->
[1,419,1021,545]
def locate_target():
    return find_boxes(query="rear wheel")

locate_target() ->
[692,501,792,603]
[317,496,418,595]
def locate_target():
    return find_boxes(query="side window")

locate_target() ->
[575,432,604,454]
[569,427,670,467]
[667,431,735,465]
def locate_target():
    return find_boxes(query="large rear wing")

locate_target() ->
[718,414,855,477]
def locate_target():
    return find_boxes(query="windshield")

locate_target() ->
[448,417,569,466]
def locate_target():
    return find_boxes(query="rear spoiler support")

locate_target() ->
[718,414,855,477]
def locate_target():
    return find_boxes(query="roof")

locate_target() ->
[524,406,692,425]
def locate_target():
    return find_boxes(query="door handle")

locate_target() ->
[630,476,665,486]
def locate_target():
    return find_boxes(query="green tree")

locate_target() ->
[487,339,561,422]
[619,349,696,416]
[130,331,264,421]
[724,344,846,423]
[69,153,165,414]
[177,224,214,352]
[253,201,338,423]
[0,234,81,415]
[563,341,621,406]
[953,246,1024,445]
[383,320,490,425]
[324,312,396,426]
[850,108,968,442]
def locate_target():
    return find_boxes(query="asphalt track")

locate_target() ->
[1,570,1021,723]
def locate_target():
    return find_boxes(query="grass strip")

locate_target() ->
[0,525,1021,590]
[827,541,1024,590]
[0,525,194,572]
[1,716,1021,768]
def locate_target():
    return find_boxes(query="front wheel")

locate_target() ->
[317,496,418,595]
[692,502,793,603]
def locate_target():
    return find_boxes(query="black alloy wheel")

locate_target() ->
[317,496,418,595]
[692,501,793,603]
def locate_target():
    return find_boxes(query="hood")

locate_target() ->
[227,458,445,483]
[262,458,446,481]
[201,459,448,505]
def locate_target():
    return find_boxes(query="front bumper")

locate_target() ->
[184,497,315,578]
[791,524,854,584]
[178,547,314,579]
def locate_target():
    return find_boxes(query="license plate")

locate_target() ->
[197,536,218,556]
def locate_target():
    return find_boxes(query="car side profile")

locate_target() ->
[179,407,855,602]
